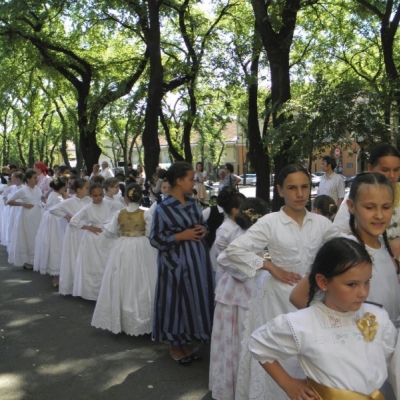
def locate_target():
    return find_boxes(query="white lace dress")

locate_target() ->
[70,201,122,301]
[8,186,44,266]
[249,301,398,397]
[91,206,157,336]
[3,185,23,249]
[225,208,340,400]
[50,196,92,295]
[33,192,67,276]
[0,185,12,246]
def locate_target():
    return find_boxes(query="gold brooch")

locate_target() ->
[356,312,378,342]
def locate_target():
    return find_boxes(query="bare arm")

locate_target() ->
[289,274,310,309]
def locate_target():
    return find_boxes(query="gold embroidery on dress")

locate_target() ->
[356,312,378,342]
[118,209,145,237]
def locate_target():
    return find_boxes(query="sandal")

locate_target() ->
[170,354,192,366]
[187,352,202,362]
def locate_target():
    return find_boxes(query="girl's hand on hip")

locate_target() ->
[284,378,318,400]
[266,262,302,286]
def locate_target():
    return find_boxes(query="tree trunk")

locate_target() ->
[251,0,300,210]
[142,0,162,178]
[247,27,271,204]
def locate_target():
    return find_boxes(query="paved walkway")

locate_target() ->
[0,247,212,400]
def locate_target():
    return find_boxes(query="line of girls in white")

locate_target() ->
[1,147,400,400]
[0,171,171,336]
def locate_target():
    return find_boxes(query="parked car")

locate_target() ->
[250,174,274,186]
[344,175,356,188]
[239,173,257,185]
[311,173,323,187]
[204,183,216,203]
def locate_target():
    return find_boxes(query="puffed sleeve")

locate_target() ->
[103,210,121,237]
[8,188,25,202]
[49,200,70,218]
[69,207,89,229]
[144,209,153,238]
[383,317,400,399]
[333,193,351,234]
[225,214,272,277]
[217,249,249,282]
[249,314,299,364]
[149,205,178,251]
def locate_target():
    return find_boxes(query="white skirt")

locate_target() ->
[91,236,157,335]
[1,205,10,246]
[34,212,68,276]
[8,205,43,266]
[72,231,115,301]
[59,226,85,295]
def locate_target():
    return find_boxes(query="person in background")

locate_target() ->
[101,161,114,179]
[59,165,71,176]
[218,169,226,193]
[53,165,60,177]
[222,163,241,189]
[194,162,207,203]
[316,155,345,207]
[90,164,100,179]
[34,161,52,197]
[137,165,146,190]
[9,165,18,174]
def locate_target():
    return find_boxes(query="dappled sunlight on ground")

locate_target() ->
[0,373,25,400]
[6,314,45,328]
[2,279,32,287]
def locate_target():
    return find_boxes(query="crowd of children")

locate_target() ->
[1,148,400,399]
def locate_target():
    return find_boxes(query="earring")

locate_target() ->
[322,288,327,292]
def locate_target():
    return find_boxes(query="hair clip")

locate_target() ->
[242,208,262,222]
[128,188,135,198]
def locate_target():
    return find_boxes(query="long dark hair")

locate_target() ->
[307,238,372,306]
[348,172,397,267]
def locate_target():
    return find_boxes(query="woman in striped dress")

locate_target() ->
[150,161,215,366]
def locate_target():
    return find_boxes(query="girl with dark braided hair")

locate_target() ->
[291,172,400,321]
[249,237,399,400]
[347,172,400,320]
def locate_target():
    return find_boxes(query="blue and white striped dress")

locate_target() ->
[150,195,215,345]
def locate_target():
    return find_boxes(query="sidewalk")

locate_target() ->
[0,247,212,400]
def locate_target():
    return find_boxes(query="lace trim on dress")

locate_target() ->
[92,306,152,336]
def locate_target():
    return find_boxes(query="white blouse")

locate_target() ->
[225,208,340,278]
[249,301,398,396]
[50,196,91,218]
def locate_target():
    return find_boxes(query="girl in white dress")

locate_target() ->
[92,183,157,335]
[210,197,269,400]
[8,170,44,269]
[5,173,24,250]
[52,179,90,295]
[1,178,14,246]
[33,177,69,286]
[249,237,399,400]
[194,162,207,203]
[225,164,340,400]
[210,186,245,283]
[70,184,122,301]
